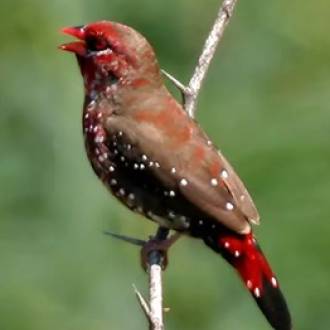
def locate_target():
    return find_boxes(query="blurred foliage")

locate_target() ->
[1,0,330,329]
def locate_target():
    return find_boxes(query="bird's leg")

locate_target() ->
[104,227,181,271]
[141,228,181,272]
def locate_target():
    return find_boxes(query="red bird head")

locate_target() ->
[60,21,161,93]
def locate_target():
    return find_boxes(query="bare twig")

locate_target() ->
[134,227,169,330]
[163,0,239,118]
[185,0,238,117]
[148,254,164,330]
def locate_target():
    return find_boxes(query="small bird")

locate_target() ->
[60,21,291,329]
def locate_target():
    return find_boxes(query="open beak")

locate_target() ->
[59,26,87,55]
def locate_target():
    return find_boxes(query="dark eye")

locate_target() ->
[86,37,108,51]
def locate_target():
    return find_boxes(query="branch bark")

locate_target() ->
[135,227,169,330]
[137,0,239,328]
[185,0,238,118]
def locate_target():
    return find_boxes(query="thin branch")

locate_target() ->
[148,253,164,330]
[134,227,169,330]
[162,0,239,118]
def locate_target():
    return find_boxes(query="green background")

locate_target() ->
[1,0,329,329]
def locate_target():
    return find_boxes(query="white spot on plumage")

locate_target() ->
[224,242,230,248]
[271,277,278,287]
[149,161,154,167]
[127,144,132,150]
[119,188,125,196]
[210,178,218,186]
[120,156,125,162]
[155,162,160,168]
[90,90,97,99]
[234,250,240,258]
[183,219,190,228]
[87,100,96,110]
[140,164,145,170]
[110,179,117,186]
[97,112,102,119]
[168,211,175,219]
[225,202,234,210]
[94,135,105,143]
[247,280,253,289]
[109,166,115,172]
[142,154,148,161]
[198,220,203,225]
[254,287,261,298]
[169,190,176,197]
[180,178,188,186]
[207,140,212,146]
[118,131,123,136]
[133,163,139,170]
[128,193,135,200]
[220,170,229,179]
[171,167,176,174]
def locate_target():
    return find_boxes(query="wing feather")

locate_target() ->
[106,109,258,234]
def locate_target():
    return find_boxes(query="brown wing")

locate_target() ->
[106,105,258,234]
[215,150,260,225]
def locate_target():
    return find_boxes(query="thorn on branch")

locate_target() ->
[161,69,187,94]
[133,284,152,319]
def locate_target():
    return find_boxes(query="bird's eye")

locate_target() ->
[86,37,108,52]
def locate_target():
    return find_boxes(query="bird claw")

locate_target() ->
[141,232,181,271]
[104,227,181,271]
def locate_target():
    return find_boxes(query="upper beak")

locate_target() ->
[59,26,87,55]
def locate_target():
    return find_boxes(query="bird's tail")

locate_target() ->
[203,230,292,330]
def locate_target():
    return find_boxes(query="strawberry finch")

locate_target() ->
[60,21,291,330]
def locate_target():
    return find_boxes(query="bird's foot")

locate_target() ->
[141,231,181,272]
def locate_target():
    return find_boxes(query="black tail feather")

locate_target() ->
[254,276,291,330]
[203,232,292,330]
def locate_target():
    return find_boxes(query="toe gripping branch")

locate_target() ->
[104,226,180,271]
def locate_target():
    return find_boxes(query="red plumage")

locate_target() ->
[60,21,291,329]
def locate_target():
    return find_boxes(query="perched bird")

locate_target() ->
[60,21,291,329]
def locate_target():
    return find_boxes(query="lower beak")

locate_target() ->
[59,26,87,55]
[59,41,86,55]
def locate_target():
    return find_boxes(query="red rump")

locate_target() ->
[218,233,278,297]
